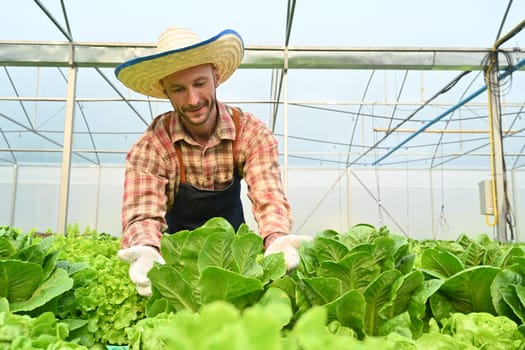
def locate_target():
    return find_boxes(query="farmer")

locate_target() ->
[115,26,311,296]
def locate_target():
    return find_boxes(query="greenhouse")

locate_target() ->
[1,1,525,349]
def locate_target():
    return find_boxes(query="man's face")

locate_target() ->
[162,63,219,128]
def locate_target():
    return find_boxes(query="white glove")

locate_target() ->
[118,245,165,297]
[264,235,313,271]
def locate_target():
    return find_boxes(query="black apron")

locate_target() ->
[165,108,245,233]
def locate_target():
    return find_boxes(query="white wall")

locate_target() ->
[0,166,124,235]
[1,165,523,242]
[285,167,524,241]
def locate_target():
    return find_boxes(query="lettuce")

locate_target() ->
[128,290,292,350]
[440,312,525,349]
[147,218,287,314]
[0,298,88,349]
[0,230,74,313]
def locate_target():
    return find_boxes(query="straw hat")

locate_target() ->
[115,26,244,99]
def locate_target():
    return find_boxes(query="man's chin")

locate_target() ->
[182,112,209,126]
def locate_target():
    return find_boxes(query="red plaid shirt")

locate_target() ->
[121,102,292,249]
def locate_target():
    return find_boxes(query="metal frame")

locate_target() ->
[1,41,523,71]
[1,1,524,239]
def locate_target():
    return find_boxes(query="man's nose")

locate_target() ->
[186,87,199,105]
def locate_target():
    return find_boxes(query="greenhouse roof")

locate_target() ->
[1,0,524,169]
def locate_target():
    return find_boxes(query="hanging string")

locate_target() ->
[438,145,450,233]
[338,146,345,231]
[429,168,436,240]
[439,204,450,232]
[351,170,409,237]
[405,150,410,235]
[372,106,384,226]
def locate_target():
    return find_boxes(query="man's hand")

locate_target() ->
[118,245,165,297]
[264,235,313,271]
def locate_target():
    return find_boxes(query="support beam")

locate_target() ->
[372,57,525,166]
[0,41,523,70]
[373,128,518,134]
[486,59,509,242]
[57,65,77,235]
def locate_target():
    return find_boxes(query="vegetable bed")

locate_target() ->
[2,220,525,349]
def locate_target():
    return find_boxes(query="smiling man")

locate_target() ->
[114,26,311,296]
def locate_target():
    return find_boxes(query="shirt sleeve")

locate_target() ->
[239,112,293,244]
[121,117,173,249]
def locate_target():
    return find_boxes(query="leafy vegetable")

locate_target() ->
[52,231,146,347]
[128,288,293,350]
[4,221,525,349]
[430,266,500,323]
[0,229,74,313]
[148,218,287,314]
[440,312,525,349]
[0,297,88,349]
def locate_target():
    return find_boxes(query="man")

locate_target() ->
[115,26,311,296]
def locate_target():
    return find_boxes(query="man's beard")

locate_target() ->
[176,95,217,127]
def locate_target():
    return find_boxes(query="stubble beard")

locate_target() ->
[177,95,217,128]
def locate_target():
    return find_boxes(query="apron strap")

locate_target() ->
[231,107,241,166]
[174,107,242,184]
[175,142,186,183]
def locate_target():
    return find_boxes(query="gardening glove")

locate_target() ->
[264,235,313,271]
[118,245,165,297]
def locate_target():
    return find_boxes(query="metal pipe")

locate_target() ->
[57,65,77,235]
[494,19,525,49]
[283,47,289,193]
[372,57,525,165]
[373,128,519,134]
[1,41,522,71]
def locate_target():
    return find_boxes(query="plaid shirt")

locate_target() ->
[121,102,292,249]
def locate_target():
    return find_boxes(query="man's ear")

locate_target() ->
[212,65,220,87]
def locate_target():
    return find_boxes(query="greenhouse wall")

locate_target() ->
[1,165,523,242]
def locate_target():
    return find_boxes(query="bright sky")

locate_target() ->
[3,1,524,47]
